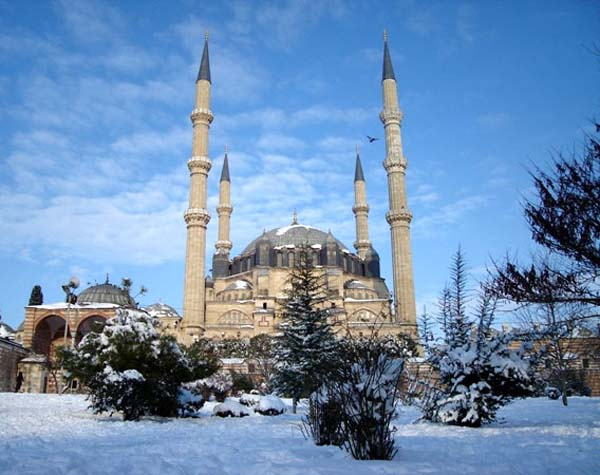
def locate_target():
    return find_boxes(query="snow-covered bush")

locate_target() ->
[61,308,217,420]
[255,395,286,416]
[213,398,251,418]
[177,388,204,417]
[239,392,260,407]
[305,338,404,459]
[185,372,233,402]
[304,386,345,446]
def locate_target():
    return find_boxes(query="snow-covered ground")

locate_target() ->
[1,394,598,474]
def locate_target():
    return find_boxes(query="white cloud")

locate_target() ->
[257,133,305,151]
[413,195,488,237]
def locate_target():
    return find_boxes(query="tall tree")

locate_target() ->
[492,124,600,310]
[270,246,337,412]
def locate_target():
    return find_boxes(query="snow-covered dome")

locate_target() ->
[344,280,369,289]
[224,280,252,291]
[78,283,135,307]
[0,322,15,338]
[241,223,348,255]
[143,302,181,320]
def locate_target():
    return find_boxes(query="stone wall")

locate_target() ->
[0,337,29,392]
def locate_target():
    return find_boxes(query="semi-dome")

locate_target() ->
[224,279,252,291]
[242,224,349,255]
[143,302,181,319]
[78,283,135,307]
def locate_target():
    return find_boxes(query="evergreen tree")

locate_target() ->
[491,124,600,308]
[28,285,43,306]
[422,249,535,427]
[270,245,337,412]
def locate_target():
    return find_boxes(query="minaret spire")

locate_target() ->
[382,29,396,82]
[197,32,211,83]
[183,35,214,341]
[213,147,233,278]
[352,144,371,259]
[220,145,230,182]
[380,32,417,330]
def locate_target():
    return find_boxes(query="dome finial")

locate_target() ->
[292,208,298,225]
[105,273,109,284]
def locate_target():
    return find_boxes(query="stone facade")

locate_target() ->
[180,34,419,343]
[0,337,28,392]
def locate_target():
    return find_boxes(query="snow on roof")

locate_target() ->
[221,358,245,365]
[29,302,120,310]
[275,224,317,236]
[224,280,252,291]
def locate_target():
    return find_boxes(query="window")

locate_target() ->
[582,359,590,369]
[262,302,267,310]
[248,363,256,373]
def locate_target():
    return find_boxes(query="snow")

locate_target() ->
[29,302,120,309]
[275,224,316,236]
[213,398,251,417]
[1,394,599,474]
[256,395,286,415]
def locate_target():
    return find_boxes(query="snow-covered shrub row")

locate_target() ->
[60,308,218,421]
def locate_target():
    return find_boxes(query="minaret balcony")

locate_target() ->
[216,204,233,214]
[352,203,369,214]
[184,208,211,226]
[188,156,212,173]
[215,240,233,252]
[386,209,412,225]
[379,108,403,124]
[190,108,214,124]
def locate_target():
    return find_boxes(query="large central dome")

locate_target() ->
[242,224,349,255]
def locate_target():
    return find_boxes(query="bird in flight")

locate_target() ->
[366,136,379,143]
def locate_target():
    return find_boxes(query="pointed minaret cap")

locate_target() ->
[354,144,365,182]
[220,146,230,182]
[197,31,211,83]
[382,29,396,82]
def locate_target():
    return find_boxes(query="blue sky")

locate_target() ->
[0,0,598,329]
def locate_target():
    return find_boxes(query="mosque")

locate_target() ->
[10,33,418,392]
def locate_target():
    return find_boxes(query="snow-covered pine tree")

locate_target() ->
[270,245,338,413]
[422,248,535,427]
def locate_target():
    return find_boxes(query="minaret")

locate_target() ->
[182,32,213,340]
[380,31,417,327]
[352,145,372,259]
[212,147,233,278]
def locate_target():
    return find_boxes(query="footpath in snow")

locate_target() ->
[0,394,599,475]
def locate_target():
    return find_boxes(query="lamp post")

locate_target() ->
[61,278,79,345]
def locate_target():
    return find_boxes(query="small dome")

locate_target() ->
[78,283,135,307]
[0,322,15,338]
[143,302,181,320]
[224,280,252,291]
